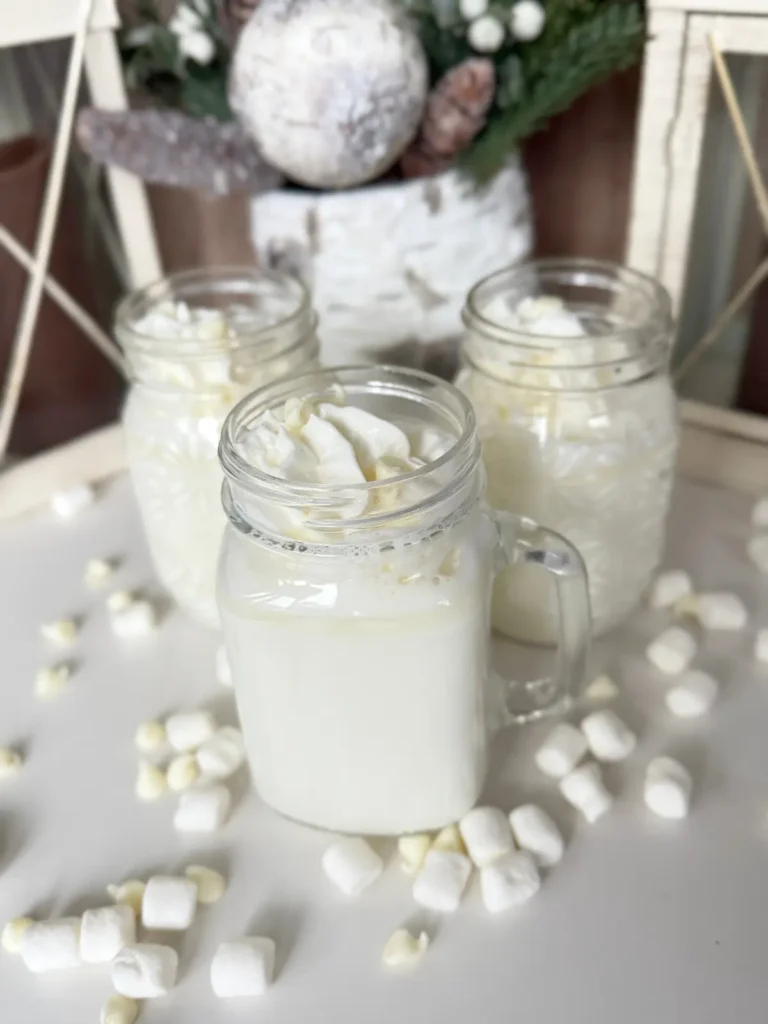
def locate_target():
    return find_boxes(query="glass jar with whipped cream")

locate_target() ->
[117,268,318,628]
[218,367,590,835]
[458,259,677,643]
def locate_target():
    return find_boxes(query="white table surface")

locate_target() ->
[1,473,768,1024]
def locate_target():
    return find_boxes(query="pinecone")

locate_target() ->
[76,107,283,197]
[217,0,262,41]
[400,57,496,179]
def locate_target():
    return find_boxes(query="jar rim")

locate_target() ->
[115,266,313,359]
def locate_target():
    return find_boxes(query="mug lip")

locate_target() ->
[218,364,481,535]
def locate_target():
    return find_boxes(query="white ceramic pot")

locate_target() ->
[250,159,532,366]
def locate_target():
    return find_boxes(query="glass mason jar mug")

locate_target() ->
[218,367,590,836]
[116,267,319,629]
[458,259,678,643]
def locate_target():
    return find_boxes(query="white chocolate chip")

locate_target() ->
[34,662,71,701]
[697,592,747,631]
[166,710,217,752]
[752,496,768,527]
[646,626,697,675]
[459,806,514,867]
[480,850,540,913]
[107,880,146,918]
[100,995,139,1024]
[644,756,692,819]
[173,783,231,833]
[382,928,429,968]
[216,645,233,687]
[80,905,136,964]
[1,917,34,954]
[111,943,178,998]
[535,722,588,779]
[580,709,636,762]
[509,804,564,868]
[747,535,768,574]
[142,876,198,931]
[649,570,692,609]
[134,719,167,753]
[665,669,718,718]
[559,762,613,823]
[322,838,383,897]
[397,833,432,874]
[111,599,158,638]
[431,824,466,855]
[756,629,768,665]
[85,557,115,588]
[583,673,619,702]
[135,760,167,802]
[413,850,472,913]
[51,483,95,518]
[196,727,245,780]
[0,746,23,778]
[19,918,82,972]
[166,753,200,791]
[185,865,227,904]
[40,618,78,645]
[210,937,275,998]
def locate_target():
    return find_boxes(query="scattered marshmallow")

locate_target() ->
[509,804,564,867]
[166,710,217,752]
[665,669,718,718]
[216,645,233,687]
[580,709,636,762]
[583,673,619,702]
[649,570,692,609]
[559,762,613,823]
[697,592,747,631]
[747,535,768,574]
[322,838,383,897]
[185,865,226,905]
[196,726,245,780]
[644,756,692,819]
[459,806,513,867]
[107,880,146,918]
[142,876,198,931]
[756,629,768,665]
[752,496,768,527]
[111,943,178,998]
[431,824,466,855]
[40,618,78,646]
[173,783,231,833]
[210,937,275,998]
[80,905,136,964]
[110,598,158,638]
[1,917,34,954]
[85,557,115,588]
[19,918,82,972]
[397,834,432,874]
[646,626,697,675]
[673,593,701,619]
[134,719,166,754]
[100,995,139,1024]
[480,850,540,913]
[51,483,95,518]
[413,850,472,913]
[382,928,429,968]
[166,753,200,791]
[535,722,588,779]
[34,662,71,701]
[0,746,23,778]
[135,760,167,802]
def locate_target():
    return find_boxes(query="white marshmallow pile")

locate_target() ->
[649,570,692,609]
[480,850,541,913]
[142,875,198,931]
[559,762,613,823]
[646,626,697,675]
[19,918,82,972]
[111,943,179,998]
[459,806,513,867]
[80,905,136,964]
[51,483,95,519]
[580,709,636,762]
[211,937,275,998]
[644,756,692,819]
[509,804,564,868]
[413,850,472,913]
[535,722,588,779]
[174,783,232,833]
[322,838,383,897]
[665,669,718,718]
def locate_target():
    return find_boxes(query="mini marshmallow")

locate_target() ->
[752,496,768,527]
[20,918,82,972]
[747,535,768,574]
[644,756,692,819]
[166,710,217,752]
[185,865,226,904]
[173,784,231,833]
[480,851,540,913]
[559,762,613,823]
[535,722,588,779]
[107,880,146,917]
[322,838,383,896]
[196,727,245,780]
[166,753,200,791]
[756,629,768,665]
[509,804,564,867]
[397,833,432,873]
[111,599,158,638]
[459,806,513,867]
[111,943,178,998]
[142,876,198,931]
[665,669,718,718]
[382,928,429,968]
[431,824,466,855]
[80,905,136,964]
[413,850,472,913]
[51,483,95,518]
[135,759,167,802]
[697,592,747,631]
[580,709,636,762]
[134,718,166,753]
[1,917,34,954]
[210,937,275,998]
[34,662,71,700]
[0,746,23,778]
[85,557,115,588]
[646,626,697,675]
[583,673,619,702]
[108,590,133,613]
[100,995,139,1024]
[649,570,692,609]
[673,592,702,619]
[216,645,232,687]
[40,618,78,645]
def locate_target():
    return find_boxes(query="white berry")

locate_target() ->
[510,0,546,41]
[467,14,505,53]
[459,0,489,19]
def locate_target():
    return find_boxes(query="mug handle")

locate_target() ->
[488,509,591,723]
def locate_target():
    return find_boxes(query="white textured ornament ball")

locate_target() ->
[230,0,428,189]
[510,0,546,42]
